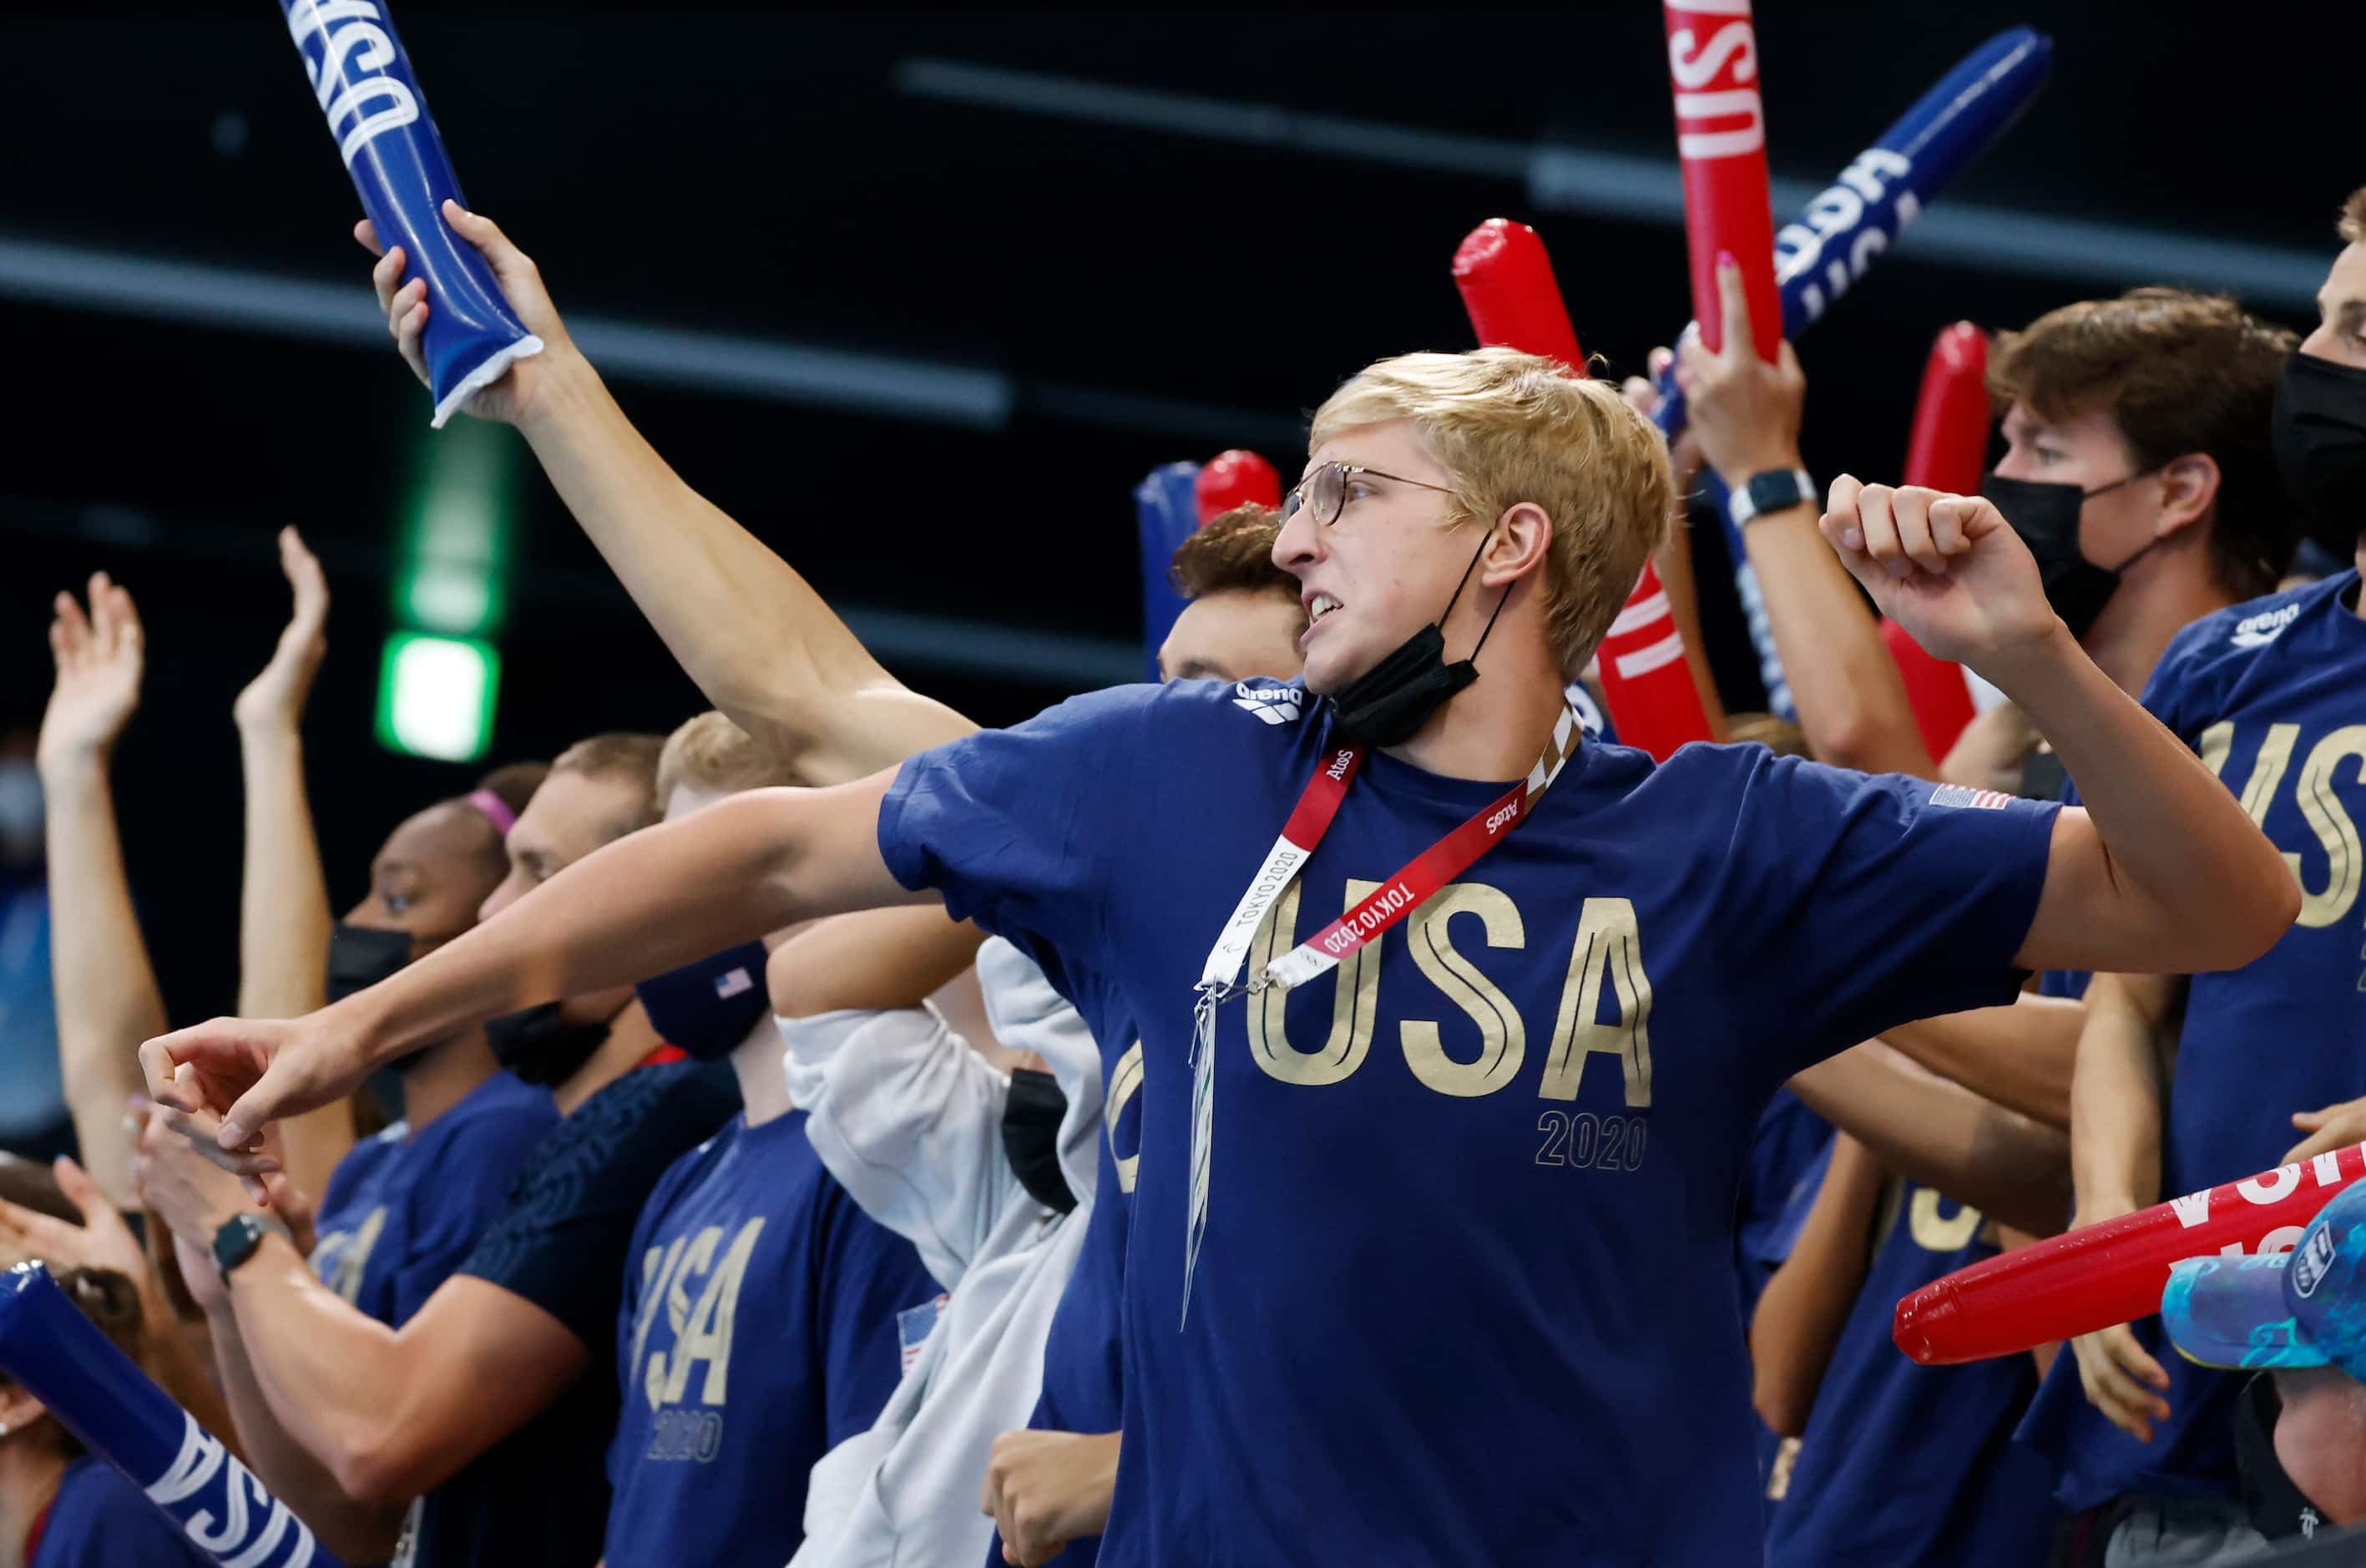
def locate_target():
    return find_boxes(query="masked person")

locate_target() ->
[604,746,938,1568]
[149,727,707,1568]
[2016,187,2366,1566]
[148,290,2308,1568]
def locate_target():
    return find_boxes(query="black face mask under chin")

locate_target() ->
[1979,469,2159,643]
[1327,527,1507,748]
[2274,351,2366,559]
[1001,1068,1076,1215]
[485,1002,614,1088]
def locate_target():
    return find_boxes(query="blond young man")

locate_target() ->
[148,204,2297,1560]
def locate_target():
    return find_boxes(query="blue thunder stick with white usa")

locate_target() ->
[279,0,543,427]
[1135,460,1201,680]
[1653,26,2054,713]
[0,1263,341,1567]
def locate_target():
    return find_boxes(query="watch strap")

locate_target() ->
[1730,468,1816,526]
[211,1212,293,1282]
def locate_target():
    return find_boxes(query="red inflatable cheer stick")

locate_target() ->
[1895,1141,2366,1366]
[1881,321,1990,761]
[1195,449,1282,526]
[1452,220,1715,761]
[1666,0,1780,363]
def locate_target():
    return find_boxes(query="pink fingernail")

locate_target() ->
[1716,249,1736,271]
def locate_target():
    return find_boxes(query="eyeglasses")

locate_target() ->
[1282,463,1456,528]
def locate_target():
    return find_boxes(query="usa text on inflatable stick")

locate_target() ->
[1882,321,1989,761]
[0,1263,341,1566]
[280,0,542,428]
[1654,27,2055,711]
[1893,1143,2366,1366]
[1665,0,1782,364]
[1195,450,1281,525]
[1137,461,1201,678]
[1451,219,1715,761]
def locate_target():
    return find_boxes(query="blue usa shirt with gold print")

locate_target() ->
[2025,571,2366,1510]
[881,676,2058,1567]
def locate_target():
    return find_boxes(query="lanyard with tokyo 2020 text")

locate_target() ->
[1182,701,1583,1318]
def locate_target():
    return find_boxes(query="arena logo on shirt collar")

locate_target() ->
[1231,682,1304,725]
[2231,601,2304,650]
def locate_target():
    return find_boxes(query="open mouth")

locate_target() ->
[1303,594,1342,642]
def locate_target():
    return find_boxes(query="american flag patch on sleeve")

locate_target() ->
[1930,784,2014,810]
[898,1295,948,1373]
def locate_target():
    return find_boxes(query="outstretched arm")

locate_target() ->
[1877,994,2082,1130]
[230,529,353,1201]
[769,906,986,1019]
[37,577,163,1205]
[1680,265,1934,776]
[1818,479,2298,977]
[360,205,973,785]
[146,772,925,1143]
[1787,1041,2070,1237]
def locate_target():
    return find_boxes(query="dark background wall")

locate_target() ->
[2,2,2351,1024]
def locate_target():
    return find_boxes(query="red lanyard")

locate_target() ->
[1184,703,1583,1313]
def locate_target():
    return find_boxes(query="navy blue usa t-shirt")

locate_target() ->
[1768,1181,2059,1565]
[879,677,2059,1566]
[604,1110,939,1567]
[309,1068,554,1327]
[33,1456,208,1566]
[2024,573,2366,1510]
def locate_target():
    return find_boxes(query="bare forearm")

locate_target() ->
[1994,626,2298,973]
[518,362,973,782]
[207,1294,404,1560]
[40,759,163,1205]
[1881,996,2081,1130]
[1742,505,1935,776]
[1750,1135,1885,1437]
[235,727,332,1020]
[1788,1042,2070,1237]
[235,727,351,1197]
[349,781,917,1070]
[771,908,987,1016]
[2069,974,2171,1221]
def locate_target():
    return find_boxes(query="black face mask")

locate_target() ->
[2274,352,2366,559]
[485,1002,613,1088]
[634,942,771,1062]
[1980,469,2157,642]
[1001,1068,1076,1215]
[324,923,417,1007]
[1327,527,1507,748]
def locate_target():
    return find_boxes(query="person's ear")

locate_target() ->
[2155,453,2222,541]
[1481,502,1555,588]
[0,1383,49,1440]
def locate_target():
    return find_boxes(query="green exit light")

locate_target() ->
[376,633,499,762]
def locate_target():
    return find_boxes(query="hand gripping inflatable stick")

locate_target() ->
[1882,322,1990,761]
[279,0,542,427]
[1452,219,1715,761]
[1653,27,2055,713]
[1894,1143,2366,1365]
[0,1262,341,1566]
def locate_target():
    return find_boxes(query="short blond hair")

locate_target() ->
[1309,349,1671,676]
[656,711,804,804]
[2341,186,2366,245]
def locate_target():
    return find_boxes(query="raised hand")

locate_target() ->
[232,527,331,734]
[140,1013,369,1156]
[0,1155,147,1285]
[37,574,144,772]
[1675,257,1807,488]
[1818,477,2061,670]
[357,200,575,426]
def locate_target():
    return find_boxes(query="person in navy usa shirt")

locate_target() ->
[2026,188,2366,1565]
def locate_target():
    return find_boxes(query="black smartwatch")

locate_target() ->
[211,1211,293,1284]
[1728,468,1817,526]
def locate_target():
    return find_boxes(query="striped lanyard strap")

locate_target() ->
[1181,702,1583,1318]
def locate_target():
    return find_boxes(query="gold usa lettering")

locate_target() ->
[1246,878,1655,1111]
[2200,721,2366,931]
[633,1218,766,1414]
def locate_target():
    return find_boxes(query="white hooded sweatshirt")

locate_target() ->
[783,938,1102,1568]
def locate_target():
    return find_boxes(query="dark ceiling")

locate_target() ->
[1,2,2351,1019]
